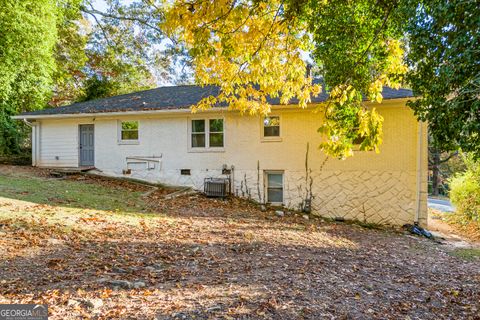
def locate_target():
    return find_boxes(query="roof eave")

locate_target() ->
[12,97,413,120]
[12,107,203,120]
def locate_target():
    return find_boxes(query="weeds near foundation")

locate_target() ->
[257,160,263,204]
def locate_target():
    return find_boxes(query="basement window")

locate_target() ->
[266,171,284,204]
[181,169,191,175]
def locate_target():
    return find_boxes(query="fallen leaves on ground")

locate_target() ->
[0,165,479,319]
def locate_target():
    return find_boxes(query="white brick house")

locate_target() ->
[14,83,428,226]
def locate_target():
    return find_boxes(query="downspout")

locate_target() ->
[22,118,35,128]
[23,119,38,166]
[415,121,424,225]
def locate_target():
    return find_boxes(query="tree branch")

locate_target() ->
[80,5,163,34]
[438,151,458,164]
[82,3,118,48]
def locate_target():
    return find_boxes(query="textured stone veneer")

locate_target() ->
[118,167,425,226]
[229,169,424,226]
[292,170,418,225]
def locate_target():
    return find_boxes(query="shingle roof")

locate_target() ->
[18,80,414,117]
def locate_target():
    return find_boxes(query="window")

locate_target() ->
[266,172,283,204]
[263,116,280,137]
[209,119,224,147]
[352,132,366,151]
[191,120,206,148]
[353,136,365,145]
[120,121,139,141]
[191,118,224,149]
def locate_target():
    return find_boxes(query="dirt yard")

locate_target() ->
[0,165,479,319]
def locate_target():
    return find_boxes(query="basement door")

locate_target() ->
[79,124,94,166]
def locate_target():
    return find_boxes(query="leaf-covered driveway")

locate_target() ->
[0,166,479,319]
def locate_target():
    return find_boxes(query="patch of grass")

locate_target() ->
[450,248,480,261]
[0,171,176,234]
[0,174,146,213]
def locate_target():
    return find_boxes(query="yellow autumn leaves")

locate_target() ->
[161,0,320,113]
[159,0,407,158]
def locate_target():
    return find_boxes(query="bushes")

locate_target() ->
[449,156,480,222]
[0,153,31,165]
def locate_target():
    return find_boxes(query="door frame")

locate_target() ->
[78,124,95,167]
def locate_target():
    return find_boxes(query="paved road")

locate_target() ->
[428,198,455,212]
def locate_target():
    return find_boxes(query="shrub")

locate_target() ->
[449,156,480,222]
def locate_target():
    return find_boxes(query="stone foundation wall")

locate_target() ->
[109,165,425,226]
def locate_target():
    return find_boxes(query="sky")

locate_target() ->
[91,0,108,12]
[92,0,136,11]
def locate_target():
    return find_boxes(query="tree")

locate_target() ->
[429,146,458,196]
[162,0,321,112]
[50,0,88,107]
[298,0,408,157]
[159,0,480,159]
[0,0,58,154]
[159,0,408,158]
[406,0,480,158]
[52,0,164,104]
[0,0,167,154]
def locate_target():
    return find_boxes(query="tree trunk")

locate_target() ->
[431,151,440,196]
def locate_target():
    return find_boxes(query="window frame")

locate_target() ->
[191,119,207,148]
[352,136,366,151]
[264,170,284,205]
[261,115,282,142]
[208,118,225,148]
[188,117,225,152]
[118,120,140,145]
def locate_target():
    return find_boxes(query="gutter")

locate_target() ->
[415,121,424,225]
[22,119,39,167]
[23,118,35,127]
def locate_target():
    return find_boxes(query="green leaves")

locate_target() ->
[405,0,480,158]
[0,0,58,154]
[450,154,480,222]
[300,0,406,158]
